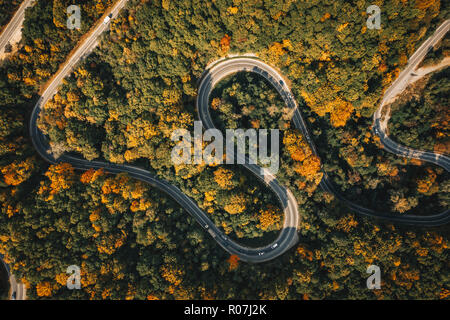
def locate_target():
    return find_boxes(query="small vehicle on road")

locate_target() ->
[271,243,278,249]
[258,252,264,256]
[103,14,112,24]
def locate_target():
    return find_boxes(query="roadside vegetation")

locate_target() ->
[0,0,448,300]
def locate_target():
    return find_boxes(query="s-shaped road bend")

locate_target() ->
[30,0,297,263]
[373,19,450,172]
[197,48,450,227]
[30,12,449,265]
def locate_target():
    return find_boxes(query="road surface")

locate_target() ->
[0,254,26,300]
[373,20,450,174]
[8,275,25,300]
[0,0,35,58]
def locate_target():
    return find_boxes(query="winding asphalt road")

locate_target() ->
[0,0,35,57]
[373,19,450,172]
[367,19,450,225]
[1,0,130,300]
[29,10,450,266]
[198,54,450,228]
[30,0,297,263]
[1,1,35,299]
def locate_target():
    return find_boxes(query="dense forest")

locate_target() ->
[0,0,449,300]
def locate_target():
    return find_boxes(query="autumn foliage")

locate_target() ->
[227,255,240,271]
[1,157,35,186]
[258,205,281,231]
[36,281,53,297]
[283,130,322,184]
[38,163,76,200]
[213,167,235,190]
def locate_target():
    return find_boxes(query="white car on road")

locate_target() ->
[103,14,112,24]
